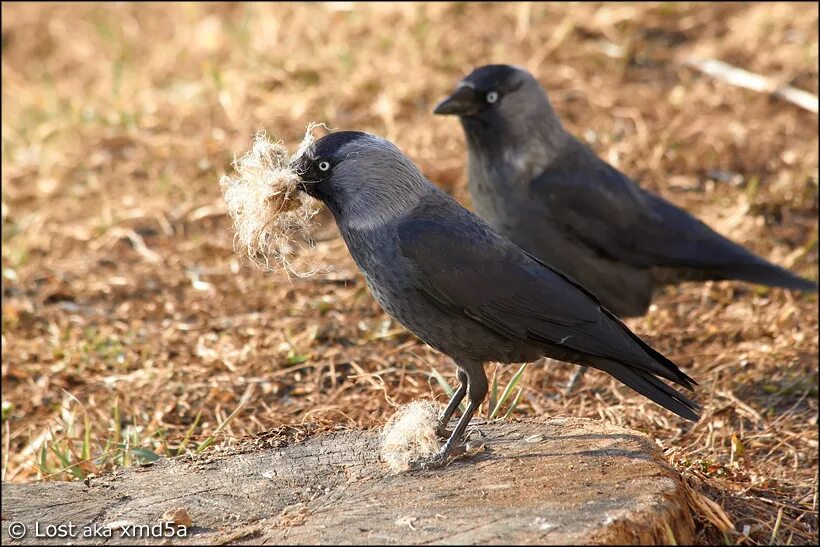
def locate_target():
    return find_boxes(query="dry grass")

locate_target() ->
[1,2,817,544]
[380,401,441,473]
[219,127,321,275]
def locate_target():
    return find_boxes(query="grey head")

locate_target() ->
[293,131,431,230]
[434,64,570,171]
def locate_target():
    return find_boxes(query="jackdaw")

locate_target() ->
[434,63,817,318]
[435,64,817,393]
[292,130,699,467]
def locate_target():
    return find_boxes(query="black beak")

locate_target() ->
[288,156,313,196]
[290,155,310,192]
[433,85,481,116]
[289,154,324,200]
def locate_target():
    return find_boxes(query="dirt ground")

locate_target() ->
[2,3,817,545]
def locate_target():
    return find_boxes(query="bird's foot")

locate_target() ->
[411,438,486,471]
[411,444,466,471]
[436,419,484,441]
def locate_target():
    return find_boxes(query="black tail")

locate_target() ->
[587,356,700,421]
[706,261,817,292]
[641,191,817,293]
[531,300,701,421]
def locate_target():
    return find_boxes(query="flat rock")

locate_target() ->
[1,417,694,545]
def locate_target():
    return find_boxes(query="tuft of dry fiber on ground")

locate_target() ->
[1,3,817,544]
[380,401,442,473]
[219,127,321,275]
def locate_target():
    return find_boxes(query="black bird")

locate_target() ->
[293,130,699,467]
[435,64,817,392]
[434,64,817,318]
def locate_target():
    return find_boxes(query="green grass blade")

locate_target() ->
[430,367,455,399]
[176,411,203,456]
[489,363,527,420]
[50,444,84,480]
[501,387,525,420]
[51,445,71,467]
[38,443,51,478]
[112,400,121,444]
[81,415,91,461]
[488,364,499,420]
[128,447,160,463]
[195,385,254,454]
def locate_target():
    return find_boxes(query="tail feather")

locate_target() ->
[706,262,817,292]
[641,191,816,293]
[599,308,699,391]
[588,357,700,421]
[629,332,697,391]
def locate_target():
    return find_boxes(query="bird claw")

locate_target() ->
[411,439,486,471]
[412,443,467,470]
[411,449,452,470]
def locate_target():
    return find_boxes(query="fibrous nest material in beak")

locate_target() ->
[219,125,321,275]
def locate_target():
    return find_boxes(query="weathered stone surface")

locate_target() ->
[2,417,694,545]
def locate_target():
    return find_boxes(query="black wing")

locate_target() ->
[396,207,699,418]
[533,144,816,291]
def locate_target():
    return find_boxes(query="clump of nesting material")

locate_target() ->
[381,401,442,472]
[219,125,322,275]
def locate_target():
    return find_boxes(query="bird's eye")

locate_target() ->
[318,161,331,172]
[486,91,499,104]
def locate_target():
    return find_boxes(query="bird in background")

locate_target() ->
[293,130,699,468]
[434,63,817,391]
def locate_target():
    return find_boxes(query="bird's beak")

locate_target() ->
[433,85,481,116]
[289,155,311,194]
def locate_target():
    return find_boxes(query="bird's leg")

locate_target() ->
[565,365,588,395]
[436,369,468,438]
[418,367,487,469]
[418,399,481,469]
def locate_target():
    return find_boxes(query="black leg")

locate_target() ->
[437,398,481,459]
[565,365,588,394]
[418,365,487,469]
[436,369,468,437]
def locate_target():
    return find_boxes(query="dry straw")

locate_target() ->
[219,125,323,276]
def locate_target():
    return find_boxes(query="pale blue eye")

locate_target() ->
[318,161,331,172]
[486,91,499,104]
